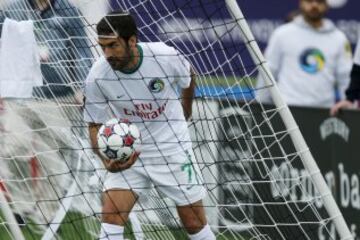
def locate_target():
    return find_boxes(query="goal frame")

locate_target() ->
[225,0,353,239]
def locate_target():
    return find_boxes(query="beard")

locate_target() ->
[303,9,326,22]
[107,48,131,71]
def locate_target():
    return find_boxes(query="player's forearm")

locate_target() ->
[89,123,102,155]
[181,74,196,120]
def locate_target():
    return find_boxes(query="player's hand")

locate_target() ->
[74,90,84,105]
[39,45,50,62]
[330,100,353,116]
[102,151,140,173]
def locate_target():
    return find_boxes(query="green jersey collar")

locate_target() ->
[120,44,143,74]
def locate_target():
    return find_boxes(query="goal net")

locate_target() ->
[0,0,352,240]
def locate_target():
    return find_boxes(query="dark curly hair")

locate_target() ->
[96,10,137,42]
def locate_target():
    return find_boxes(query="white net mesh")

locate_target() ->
[0,0,351,240]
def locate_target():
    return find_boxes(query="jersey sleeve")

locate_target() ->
[171,50,191,88]
[264,28,284,81]
[83,66,111,124]
[354,37,360,66]
[256,28,283,104]
[335,36,352,101]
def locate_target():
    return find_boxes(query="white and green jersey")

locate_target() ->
[84,42,192,158]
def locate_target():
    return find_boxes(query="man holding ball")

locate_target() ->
[83,10,215,240]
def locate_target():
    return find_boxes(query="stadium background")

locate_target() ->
[0,0,359,239]
[1,1,357,47]
[108,0,359,46]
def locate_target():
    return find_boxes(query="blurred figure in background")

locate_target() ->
[0,0,93,154]
[0,0,92,225]
[331,38,360,115]
[0,0,92,100]
[256,0,352,108]
[0,0,92,170]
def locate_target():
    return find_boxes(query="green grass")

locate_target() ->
[0,212,252,239]
[0,212,94,240]
[0,220,40,240]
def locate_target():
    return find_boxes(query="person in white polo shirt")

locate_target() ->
[83,10,215,240]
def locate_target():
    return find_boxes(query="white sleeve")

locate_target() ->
[171,50,191,88]
[83,69,111,124]
[263,29,283,81]
[256,29,283,103]
[335,36,352,100]
[353,37,360,65]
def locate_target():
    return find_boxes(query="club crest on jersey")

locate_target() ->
[299,48,325,74]
[149,78,165,93]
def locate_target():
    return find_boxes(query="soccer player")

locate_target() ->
[330,38,360,115]
[84,11,216,240]
[256,0,352,108]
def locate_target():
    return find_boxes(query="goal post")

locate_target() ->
[0,190,25,240]
[225,1,353,239]
[0,0,354,239]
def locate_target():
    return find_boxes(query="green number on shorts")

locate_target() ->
[181,161,193,183]
[181,150,197,184]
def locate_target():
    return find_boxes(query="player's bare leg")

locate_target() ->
[177,200,216,240]
[100,189,137,239]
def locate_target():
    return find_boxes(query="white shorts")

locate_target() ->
[103,149,206,206]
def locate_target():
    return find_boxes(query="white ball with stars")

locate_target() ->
[97,118,141,162]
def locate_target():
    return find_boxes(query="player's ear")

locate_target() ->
[128,35,137,48]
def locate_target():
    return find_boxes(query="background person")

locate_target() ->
[331,37,360,115]
[0,0,93,167]
[0,0,92,226]
[256,0,352,108]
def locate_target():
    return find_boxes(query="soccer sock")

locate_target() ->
[129,212,144,239]
[188,224,216,240]
[99,223,124,240]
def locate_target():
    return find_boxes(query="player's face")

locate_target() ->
[300,0,328,22]
[98,35,132,70]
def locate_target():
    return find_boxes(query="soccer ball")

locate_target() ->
[97,118,141,162]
